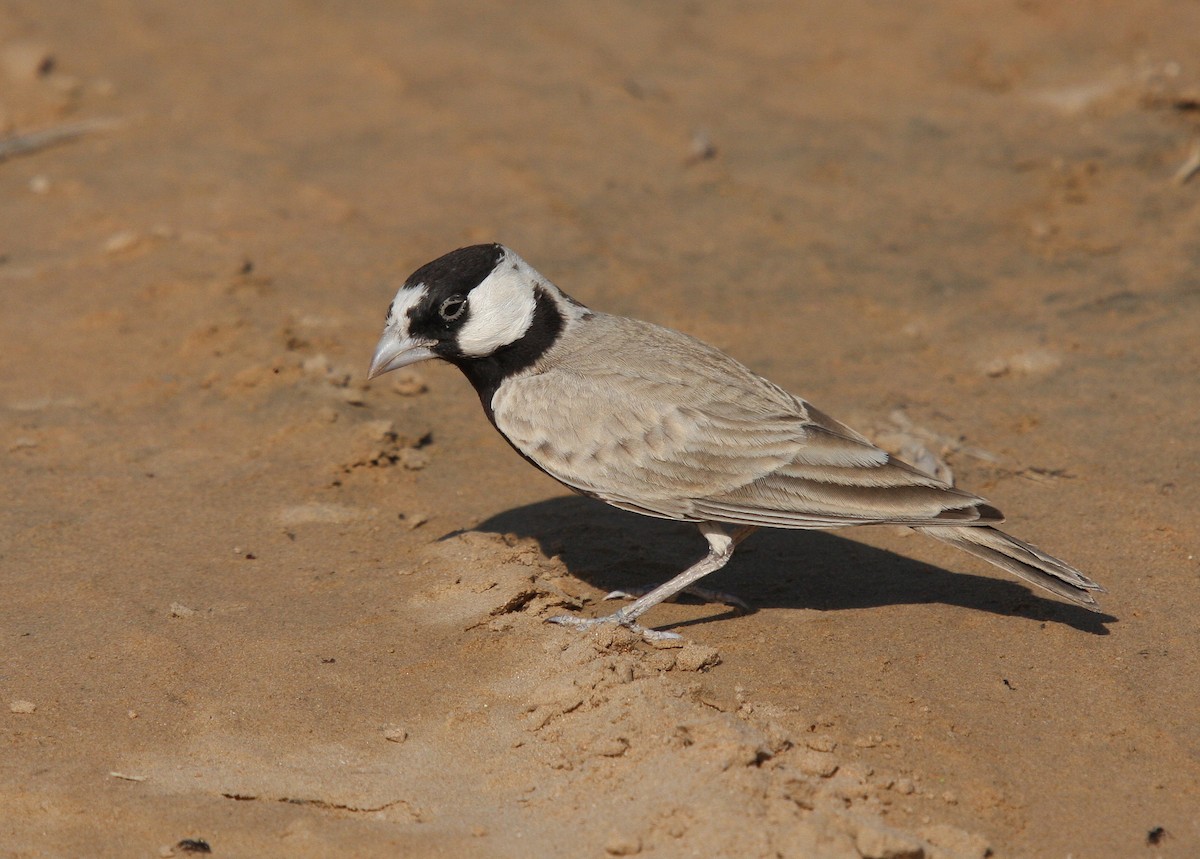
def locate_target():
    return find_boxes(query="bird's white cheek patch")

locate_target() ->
[456,266,537,357]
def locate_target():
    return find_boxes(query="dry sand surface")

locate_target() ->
[3,2,1200,857]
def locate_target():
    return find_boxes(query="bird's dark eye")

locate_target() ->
[438,296,468,322]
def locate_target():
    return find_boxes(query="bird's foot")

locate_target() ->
[546,611,682,642]
[602,584,751,613]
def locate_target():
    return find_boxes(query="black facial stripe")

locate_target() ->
[451,285,564,420]
[401,246,505,341]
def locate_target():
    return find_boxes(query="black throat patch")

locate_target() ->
[451,285,564,420]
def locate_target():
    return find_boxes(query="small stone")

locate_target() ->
[301,354,332,376]
[29,175,50,194]
[675,643,720,672]
[793,748,839,778]
[169,602,196,618]
[688,128,717,161]
[782,777,818,810]
[382,725,408,743]
[919,824,990,859]
[390,369,428,396]
[398,448,430,470]
[594,736,630,757]
[103,230,141,255]
[604,834,642,855]
[980,357,1009,377]
[894,777,916,795]
[400,512,429,530]
[1008,349,1062,375]
[804,734,838,753]
[360,419,395,442]
[853,819,925,859]
[10,700,36,714]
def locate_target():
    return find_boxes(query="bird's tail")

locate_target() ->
[916,525,1106,611]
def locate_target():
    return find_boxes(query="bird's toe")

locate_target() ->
[545,612,683,642]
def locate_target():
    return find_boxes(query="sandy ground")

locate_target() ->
[3,2,1200,857]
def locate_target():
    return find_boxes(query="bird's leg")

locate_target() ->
[602,583,752,613]
[547,523,757,641]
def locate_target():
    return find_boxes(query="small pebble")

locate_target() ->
[980,349,1061,378]
[805,734,838,753]
[103,230,141,255]
[794,748,839,778]
[854,820,926,859]
[594,736,630,757]
[382,725,408,743]
[169,602,196,618]
[360,419,395,442]
[675,643,720,672]
[399,512,429,530]
[688,128,717,162]
[301,354,332,376]
[390,369,428,396]
[398,448,430,470]
[604,834,642,856]
[29,175,50,194]
[10,700,36,714]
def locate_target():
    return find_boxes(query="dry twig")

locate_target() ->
[0,116,122,163]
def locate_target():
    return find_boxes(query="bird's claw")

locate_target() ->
[546,612,683,642]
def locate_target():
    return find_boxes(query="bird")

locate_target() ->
[368,243,1105,639]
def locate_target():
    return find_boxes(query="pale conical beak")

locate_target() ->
[368,328,438,380]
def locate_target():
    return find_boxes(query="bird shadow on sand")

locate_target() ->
[456,495,1114,636]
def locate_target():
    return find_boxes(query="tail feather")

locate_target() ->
[916,525,1105,611]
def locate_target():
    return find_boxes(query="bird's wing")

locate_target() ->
[686,401,1002,528]
[491,315,1001,528]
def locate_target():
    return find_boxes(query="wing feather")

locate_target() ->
[491,313,1002,529]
